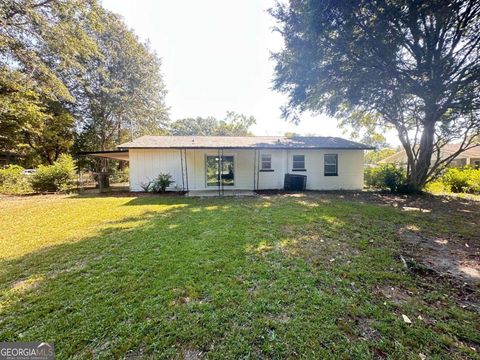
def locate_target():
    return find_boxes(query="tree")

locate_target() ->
[0,68,73,165]
[170,111,256,136]
[0,0,100,101]
[71,10,169,152]
[271,0,480,191]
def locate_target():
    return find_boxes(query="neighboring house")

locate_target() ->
[379,144,480,168]
[85,136,373,193]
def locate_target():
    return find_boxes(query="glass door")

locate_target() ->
[206,155,234,187]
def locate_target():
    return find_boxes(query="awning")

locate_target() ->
[76,150,129,161]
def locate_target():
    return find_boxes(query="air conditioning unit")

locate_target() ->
[284,173,307,191]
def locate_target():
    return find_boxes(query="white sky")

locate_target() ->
[102,0,398,145]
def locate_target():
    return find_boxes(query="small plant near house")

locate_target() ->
[365,164,406,192]
[139,180,152,192]
[150,173,174,193]
[0,165,33,195]
[30,154,77,192]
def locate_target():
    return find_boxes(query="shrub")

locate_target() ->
[0,165,33,195]
[424,181,451,194]
[30,154,77,192]
[150,173,174,193]
[365,164,406,192]
[440,167,480,194]
[111,167,129,183]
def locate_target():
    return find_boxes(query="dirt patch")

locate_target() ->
[400,229,480,286]
[375,285,413,305]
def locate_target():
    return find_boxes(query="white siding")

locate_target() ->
[129,148,364,191]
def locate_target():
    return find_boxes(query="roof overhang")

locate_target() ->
[117,146,375,150]
[76,150,129,161]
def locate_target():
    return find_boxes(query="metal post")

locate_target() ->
[184,149,189,192]
[253,149,257,191]
[221,148,224,195]
[217,148,221,196]
[180,149,185,192]
[256,150,260,190]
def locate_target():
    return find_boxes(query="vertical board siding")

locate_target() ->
[129,148,365,192]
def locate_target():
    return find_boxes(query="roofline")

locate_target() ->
[117,146,375,150]
[76,150,129,155]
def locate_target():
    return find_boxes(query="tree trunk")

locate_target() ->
[405,118,436,192]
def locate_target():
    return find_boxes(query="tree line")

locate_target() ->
[0,0,255,168]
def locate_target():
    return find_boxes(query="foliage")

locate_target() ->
[424,181,451,195]
[0,165,32,195]
[364,149,397,165]
[0,195,478,358]
[440,167,480,194]
[0,69,75,165]
[0,0,100,102]
[170,111,256,136]
[271,0,480,191]
[71,9,169,153]
[365,164,407,192]
[139,180,152,192]
[1,1,169,169]
[110,167,129,184]
[150,173,174,193]
[30,154,76,192]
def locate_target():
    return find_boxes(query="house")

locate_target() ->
[379,144,480,168]
[86,136,373,194]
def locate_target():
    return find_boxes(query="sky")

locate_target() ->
[102,0,398,144]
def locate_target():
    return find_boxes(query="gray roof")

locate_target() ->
[118,136,373,150]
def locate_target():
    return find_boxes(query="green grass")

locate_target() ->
[0,194,478,359]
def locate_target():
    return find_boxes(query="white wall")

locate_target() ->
[129,148,364,191]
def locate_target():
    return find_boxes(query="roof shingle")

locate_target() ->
[118,136,373,150]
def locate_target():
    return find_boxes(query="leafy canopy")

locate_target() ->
[271,0,480,190]
[170,111,256,136]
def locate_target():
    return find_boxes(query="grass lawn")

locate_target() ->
[0,193,479,359]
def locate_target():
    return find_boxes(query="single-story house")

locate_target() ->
[379,144,480,168]
[86,136,373,194]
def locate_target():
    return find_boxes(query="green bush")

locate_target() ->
[424,181,451,194]
[365,164,406,192]
[110,167,129,183]
[150,173,174,193]
[440,167,480,194]
[0,165,33,195]
[30,154,77,192]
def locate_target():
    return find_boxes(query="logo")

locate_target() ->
[0,342,54,360]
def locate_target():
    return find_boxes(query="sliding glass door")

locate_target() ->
[206,155,234,187]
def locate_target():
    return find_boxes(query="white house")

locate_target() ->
[88,136,373,194]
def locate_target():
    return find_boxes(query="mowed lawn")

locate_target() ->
[0,193,478,359]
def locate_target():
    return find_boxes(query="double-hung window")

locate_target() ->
[261,154,272,171]
[324,154,338,176]
[292,155,305,171]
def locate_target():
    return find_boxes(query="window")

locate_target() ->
[324,154,338,176]
[292,155,305,171]
[261,154,272,171]
[206,155,234,186]
[474,160,480,169]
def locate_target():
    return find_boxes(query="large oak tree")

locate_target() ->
[271,0,480,191]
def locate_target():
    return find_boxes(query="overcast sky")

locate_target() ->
[102,0,398,144]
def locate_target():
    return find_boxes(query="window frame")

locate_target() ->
[324,154,338,176]
[205,154,235,187]
[292,154,306,172]
[260,154,273,172]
